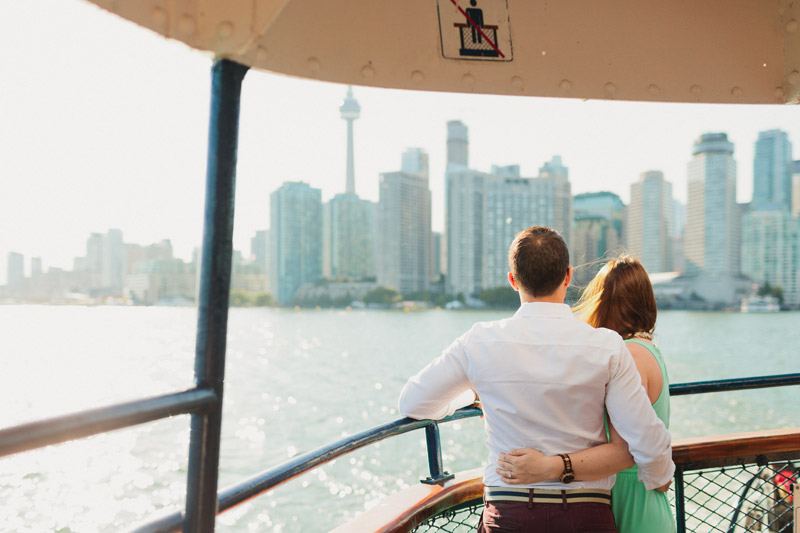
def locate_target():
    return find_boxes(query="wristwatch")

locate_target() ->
[558,453,575,484]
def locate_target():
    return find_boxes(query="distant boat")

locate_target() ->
[741,294,780,312]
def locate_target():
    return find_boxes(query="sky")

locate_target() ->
[3,0,800,284]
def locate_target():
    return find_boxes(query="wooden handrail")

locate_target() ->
[672,427,800,468]
[341,428,800,532]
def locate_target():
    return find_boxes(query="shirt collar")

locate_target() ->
[513,301,574,319]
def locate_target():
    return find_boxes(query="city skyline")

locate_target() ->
[4,0,800,283]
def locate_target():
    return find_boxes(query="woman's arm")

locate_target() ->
[496,422,634,483]
[497,342,672,490]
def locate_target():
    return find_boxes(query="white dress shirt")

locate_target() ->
[398,302,675,490]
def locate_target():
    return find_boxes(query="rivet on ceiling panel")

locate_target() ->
[648,84,660,97]
[774,87,785,98]
[788,71,800,85]
[177,15,196,37]
[511,76,524,91]
[604,82,616,96]
[559,79,572,92]
[151,7,167,27]
[308,57,321,73]
[361,65,375,79]
[411,71,424,83]
[690,85,702,97]
[217,22,234,41]
[462,73,475,87]
[731,86,743,97]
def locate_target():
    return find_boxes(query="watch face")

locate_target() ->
[561,473,575,483]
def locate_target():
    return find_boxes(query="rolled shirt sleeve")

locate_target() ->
[605,337,675,490]
[398,339,475,420]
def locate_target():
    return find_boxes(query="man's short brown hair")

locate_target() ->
[508,226,570,297]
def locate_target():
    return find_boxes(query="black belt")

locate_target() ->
[484,487,612,505]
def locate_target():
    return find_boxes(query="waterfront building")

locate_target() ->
[741,209,800,306]
[377,150,432,295]
[538,156,573,248]
[250,230,268,277]
[482,164,573,289]
[7,252,24,288]
[791,161,800,218]
[326,193,375,280]
[753,129,793,211]
[741,132,798,305]
[30,257,42,279]
[572,215,622,284]
[270,182,323,304]
[685,133,740,278]
[445,166,486,296]
[402,148,430,176]
[446,155,573,296]
[432,232,443,282]
[102,229,126,293]
[446,120,469,167]
[124,258,196,305]
[572,191,625,275]
[628,171,674,273]
[74,229,127,295]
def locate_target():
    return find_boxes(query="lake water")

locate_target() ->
[1,306,798,532]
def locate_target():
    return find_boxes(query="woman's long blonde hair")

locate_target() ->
[573,255,657,339]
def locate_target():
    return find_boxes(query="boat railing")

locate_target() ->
[134,373,800,533]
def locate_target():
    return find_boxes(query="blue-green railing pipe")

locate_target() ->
[674,468,686,533]
[423,422,455,484]
[183,58,249,533]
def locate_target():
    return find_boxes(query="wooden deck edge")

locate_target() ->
[334,428,800,532]
[330,468,484,533]
[672,427,800,465]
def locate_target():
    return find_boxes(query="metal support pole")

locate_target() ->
[675,468,686,533]
[421,422,454,485]
[184,58,249,533]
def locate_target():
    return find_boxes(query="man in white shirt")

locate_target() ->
[398,226,674,532]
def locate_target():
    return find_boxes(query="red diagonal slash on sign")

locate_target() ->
[449,0,505,58]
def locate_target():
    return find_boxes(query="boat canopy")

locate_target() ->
[86,0,799,104]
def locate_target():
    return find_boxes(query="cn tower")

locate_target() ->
[339,86,361,194]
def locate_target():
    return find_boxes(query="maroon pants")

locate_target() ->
[477,500,617,532]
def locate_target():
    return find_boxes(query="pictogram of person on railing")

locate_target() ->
[453,0,502,57]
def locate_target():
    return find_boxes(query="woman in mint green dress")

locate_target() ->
[496,255,675,532]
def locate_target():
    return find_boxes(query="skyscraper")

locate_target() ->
[685,133,739,277]
[250,230,268,276]
[445,166,486,296]
[572,191,625,282]
[270,182,323,304]
[445,152,574,296]
[326,194,375,280]
[339,86,360,195]
[446,120,469,167]
[538,156,573,248]
[7,252,24,288]
[741,131,798,304]
[792,161,800,218]
[753,129,793,211]
[741,210,800,305]
[377,150,432,294]
[628,171,674,273]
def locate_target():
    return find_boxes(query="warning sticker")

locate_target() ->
[437,0,513,62]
